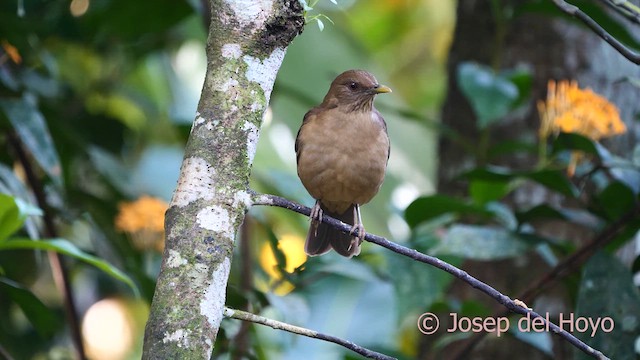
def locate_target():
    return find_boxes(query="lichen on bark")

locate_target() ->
[142,1,303,359]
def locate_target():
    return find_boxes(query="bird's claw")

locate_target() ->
[310,201,323,222]
[347,224,365,251]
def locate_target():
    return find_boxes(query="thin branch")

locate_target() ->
[251,192,610,360]
[223,307,396,360]
[0,343,16,360]
[450,204,640,359]
[7,133,87,360]
[598,0,640,25]
[551,0,640,64]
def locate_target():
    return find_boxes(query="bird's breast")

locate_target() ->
[297,109,389,213]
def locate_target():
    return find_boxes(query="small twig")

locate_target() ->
[598,0,640,25]
[223,307,396,360]
[0,343,16,360]
[7,134,87,360]
[251,192,610,360]
[551,0,640,64]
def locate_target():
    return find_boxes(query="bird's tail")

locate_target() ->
[304,204,360,258]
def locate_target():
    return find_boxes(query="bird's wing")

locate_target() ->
[295,107,321,163]
[373,108,390,161]
[295,108,316,162]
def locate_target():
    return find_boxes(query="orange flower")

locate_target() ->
[538,80,626,175]
[115,196,168,252]
[1,40,22,65]
[538,80,625,140]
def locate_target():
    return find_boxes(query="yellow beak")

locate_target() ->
[373,84,392,94]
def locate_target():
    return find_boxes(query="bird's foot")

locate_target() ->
[347,205,365,252]
[348,224,365,252]
[310,200,323,222]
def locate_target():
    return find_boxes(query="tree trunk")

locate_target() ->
[142,1,303,358]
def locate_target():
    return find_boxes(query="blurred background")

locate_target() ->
[1,0,639,359]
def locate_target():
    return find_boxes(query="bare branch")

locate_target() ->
[597,0,640,24]
[252,192,610,360]
[0,344,16,360]
[223,307,396,360]
[551,0,640,64]
[7,133,86,360]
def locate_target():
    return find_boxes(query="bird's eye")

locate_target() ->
[349,82,358,90]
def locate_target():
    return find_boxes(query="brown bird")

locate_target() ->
[295,70,391,258]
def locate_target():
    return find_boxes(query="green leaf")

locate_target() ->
[431,225,529,260]
[523,169,578,197]
[465,167,578,197]
[516,204,567,225]
[460,299,492,317]
[0,94,62,186]
[294,271,396,351]
[0,194,24,242]
[485,202,517,230]
[457,62,519,128]
[94,0,193,39]
[0,164,42,239]
[87,146,134,197]
[596,144,640,194]
[575,252,640,360]
[314,258,380,283]
[300,0,313,11]
[13,198,43,217]
[0,164,30,196]
[266,227,287,276]
[534,242,561,267]
[0,277,60,337]
[0,238,139,297]
[488,139,536,159]
[595,181,635,221]
[512,329,553,356]
[85,93,146,130]
[462,166,515,182]
[501,67,533,107]
[469,179,513,205]
[552,132,599,156]
[387,252,458,313]
[404,195,493,228]
[20,69,61,98]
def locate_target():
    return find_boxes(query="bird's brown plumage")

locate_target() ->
[295,70,391,257]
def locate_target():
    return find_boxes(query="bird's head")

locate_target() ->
[323,70,391,112]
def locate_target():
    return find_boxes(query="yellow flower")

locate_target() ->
[538,80,626,175]
[258,234,307,295]
[115,196,168,252]
[1,40,21,65]
[538,80,625,140]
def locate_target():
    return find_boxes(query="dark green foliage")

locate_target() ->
[575,252,640,360]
